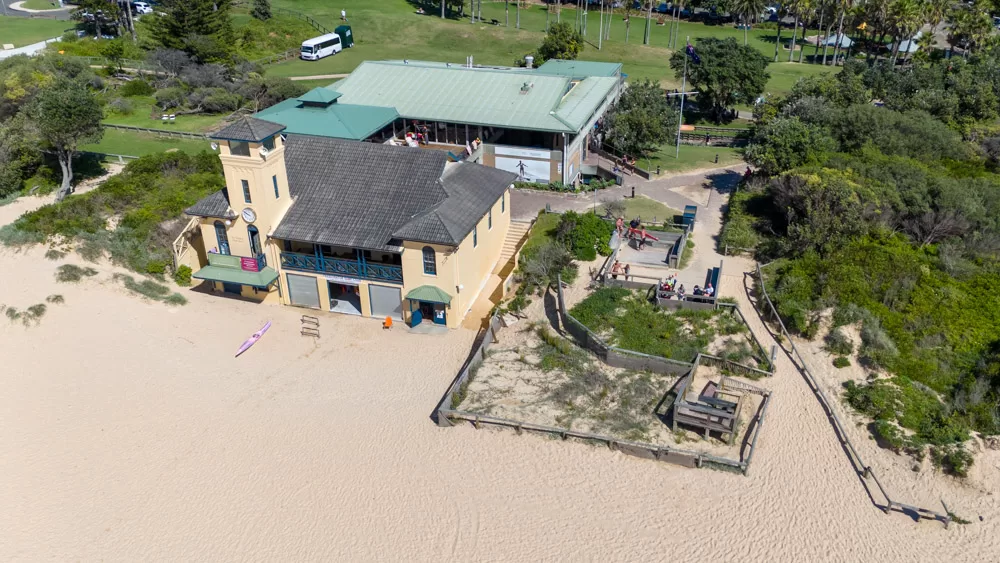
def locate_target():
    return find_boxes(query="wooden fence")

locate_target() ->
[753,263,953,527]
[102,123,208,140]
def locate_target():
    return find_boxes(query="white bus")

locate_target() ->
[301,33,343,61]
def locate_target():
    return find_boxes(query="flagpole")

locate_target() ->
[675,36,690,159]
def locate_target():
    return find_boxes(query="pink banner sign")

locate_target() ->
[241,257,260,272]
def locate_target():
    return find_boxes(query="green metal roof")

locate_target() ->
[534,60,622,79]
[193,254,279,287]
[327,61,619,134]
[297,87,342,104]
[405,284,452,305]
[256,95,398,141]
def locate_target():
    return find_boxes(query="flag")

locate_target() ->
[685,43,701,65]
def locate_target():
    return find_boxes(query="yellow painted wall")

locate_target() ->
[400,188,510,328]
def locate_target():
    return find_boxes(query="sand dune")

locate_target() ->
[1,192,998,560]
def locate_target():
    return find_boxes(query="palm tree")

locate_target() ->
[817,0,832,63]
[773,4,786,61]
[798,0,816,62]
[888,0,924,65]
[831,0,856,65]
[787,0,808,62]
[730,0,768,46]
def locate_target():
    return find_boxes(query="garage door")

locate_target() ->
[369,284,402,320]
[286,273,320,309]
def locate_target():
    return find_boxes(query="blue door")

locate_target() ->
[222,282,242,294]
[410,307,422,326]
[433,306,447,325]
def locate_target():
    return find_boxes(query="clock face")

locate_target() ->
[242,208,257,223]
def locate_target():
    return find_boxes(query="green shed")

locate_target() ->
[335,25,354,48]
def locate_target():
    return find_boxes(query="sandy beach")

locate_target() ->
[2,177,999,560]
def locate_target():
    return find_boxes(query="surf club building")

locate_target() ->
[179,116,518,329]
[256,59,623,187]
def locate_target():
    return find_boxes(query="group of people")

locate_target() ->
[657,275,715,301]
[609,260,631,281]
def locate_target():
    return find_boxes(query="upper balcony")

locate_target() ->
[279,251,403,284]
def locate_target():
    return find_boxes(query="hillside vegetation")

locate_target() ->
[728,57,1000,477]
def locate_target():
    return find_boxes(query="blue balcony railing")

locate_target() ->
[279,251,403,284]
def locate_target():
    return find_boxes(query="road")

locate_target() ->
[1,0,71,19]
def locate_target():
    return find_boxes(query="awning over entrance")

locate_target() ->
[193,254,279,288]
[405,284,452,305]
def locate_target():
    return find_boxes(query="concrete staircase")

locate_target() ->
[497,220,532,268]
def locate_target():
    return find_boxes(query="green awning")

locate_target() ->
[193,254,279,288]
[406,284,452,305]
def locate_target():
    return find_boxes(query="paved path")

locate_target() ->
[509,164,744,222]
[0,36,59,59]
[289,73,349,81]
[2,0,70,18]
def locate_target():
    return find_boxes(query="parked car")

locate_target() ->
[133,2,153,14]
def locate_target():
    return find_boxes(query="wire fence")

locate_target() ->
[753,262,953,527]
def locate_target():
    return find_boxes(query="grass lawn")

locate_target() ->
[289,78,340,90]
[645,145,743,175]
[0,16,72,47]
[21,0,64,9]
[521,211,562,257]
[268,1,831,95]
[81,130,210,157]
[103,96,226,133]
[605,196,681,225]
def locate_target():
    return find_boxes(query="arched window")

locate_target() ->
[214,221,230,255]
[248,225,261,257]
[422,246,436,275]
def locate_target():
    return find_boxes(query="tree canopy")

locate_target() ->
[536,22,583,65]
[149,0,236,62]
[601,79,677,157]
[30,77,104,201]
[669,37,770,122]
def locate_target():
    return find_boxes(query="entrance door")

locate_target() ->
[286,274,320,309]
[327,281,362,315]
[248,225,262,256]
[222,282,242,295]
[369,285,402,320]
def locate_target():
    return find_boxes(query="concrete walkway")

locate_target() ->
[8,1,69,13]
[0,36,59,60]
[289,74,349,81]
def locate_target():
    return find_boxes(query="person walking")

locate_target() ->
[341,9,348,21]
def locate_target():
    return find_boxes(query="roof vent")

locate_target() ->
[525,55,534,69]
[520,81,533,94]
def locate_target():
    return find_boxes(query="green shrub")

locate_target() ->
[119,80,155,97]
[145,259,168,277]
[556,211,612,261]
[164,293,188,306]
[873,419,905,451]
[833,356,851,368]
[55,264,98,283]
[930,445,974,478]
[174,264,193,286]
[825,327,854,356]
[45,294,65,304]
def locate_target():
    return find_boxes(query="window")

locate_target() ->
[262,136,275,151]
[214,221,230,255]
[422,246,436,275]
[242,179,252,204]
[272,175,279,199]
[488,209,493,230]
[473,226,478,248]
[230,141,251,157]
[501,192,505,213]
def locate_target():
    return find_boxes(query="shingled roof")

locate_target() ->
[393,163,516,245]
[184,189,236,219]
[210,116,286,142]
[269,136,514,250]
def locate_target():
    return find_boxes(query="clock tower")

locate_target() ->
[205,116,293,264]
